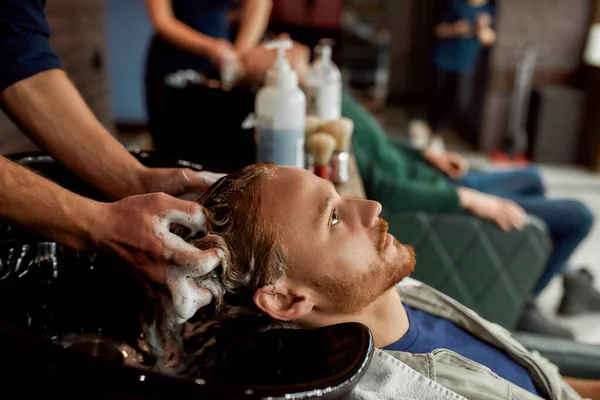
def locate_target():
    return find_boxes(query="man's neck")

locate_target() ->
[302,288,409,348]
[358,288,409,348]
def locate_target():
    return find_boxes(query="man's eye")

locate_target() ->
[331,211,340,226]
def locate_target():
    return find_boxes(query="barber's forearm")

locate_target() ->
[235,0,272,54]
[564,377,600,400]
[0,156,98,250]
[145,0,218,58]
[0,69,147,200]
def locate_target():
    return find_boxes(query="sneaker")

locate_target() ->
[557,268,600,316]
[516,300,574,339]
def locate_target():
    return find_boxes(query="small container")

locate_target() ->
[331,151,350,183]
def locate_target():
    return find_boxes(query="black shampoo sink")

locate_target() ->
[0,152,373,399]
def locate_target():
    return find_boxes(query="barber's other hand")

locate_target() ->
[91,193,214,285]
[453,19,473,38]
[458,188,527,231]
[140,167,226,197]
[423,147,469,179]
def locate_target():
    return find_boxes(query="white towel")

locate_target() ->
[347,349,466,400]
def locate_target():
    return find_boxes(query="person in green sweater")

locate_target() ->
[342,92,600,339]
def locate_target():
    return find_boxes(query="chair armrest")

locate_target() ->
[512,332,600,380]
[382,209,551,330]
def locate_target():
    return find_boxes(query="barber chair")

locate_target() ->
[0,151,373,399]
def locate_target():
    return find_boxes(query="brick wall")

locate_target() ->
[480,0,593,151]
[0,0,113,154]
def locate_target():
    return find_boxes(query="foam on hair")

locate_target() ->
[140,163,292,378]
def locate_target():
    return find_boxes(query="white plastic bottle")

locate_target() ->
[255,39,307,167]
[305,40,342,122]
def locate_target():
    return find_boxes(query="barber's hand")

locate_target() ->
[91,193,216,285]
[139,167,226,197]
[423,147,469,179]
[453,19,473,38]
[458,187,527,231]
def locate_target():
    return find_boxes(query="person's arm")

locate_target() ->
[0,69,146,200]
[434,3,471,39]
[0,69,220,200]
[435,19,472,38]
[563,377,600,400]
[0,155,98,250]
[145,0,234,63]
[0,155,225,288]
[234,0,273,55]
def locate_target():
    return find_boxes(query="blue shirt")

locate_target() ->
[0,0,62,92]
[384,305,545,398]
[432,0,494,73]
[151,0,233,75]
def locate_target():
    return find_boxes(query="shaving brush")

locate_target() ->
[306,133,337,180]
[305,115,321,137]
[304,115,321,172]
[318,117,354,183]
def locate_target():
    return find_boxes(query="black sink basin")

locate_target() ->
[0,152,374,399]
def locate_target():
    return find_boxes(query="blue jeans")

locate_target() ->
[455,167,594,294]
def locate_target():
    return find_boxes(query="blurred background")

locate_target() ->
[2,0,600,344]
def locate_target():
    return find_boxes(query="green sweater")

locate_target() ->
[341,92,461,213]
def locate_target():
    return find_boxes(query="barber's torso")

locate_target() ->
[433,0,493,74]
[151,0,233,75]
[387,281,583,400]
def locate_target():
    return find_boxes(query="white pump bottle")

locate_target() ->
[305,41,342,122]
[255,39,307,167]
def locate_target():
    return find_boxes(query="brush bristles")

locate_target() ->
[306,133,337,166]
[305,115,321,137]
[319,117,354,152]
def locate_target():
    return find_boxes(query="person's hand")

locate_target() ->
[208,39,246,84]
[90,193,227,322]
[453,19,473,38]
[242,34,311,85]
[458,187,528,231]
[476,13,492,29]
[423,147,469,179]
[139,167,226,198]
[477,25,497,46]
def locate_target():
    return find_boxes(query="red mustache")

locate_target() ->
[377,218,389,256]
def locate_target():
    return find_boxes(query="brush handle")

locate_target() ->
[331,151,350,183]
[314,165,332,180]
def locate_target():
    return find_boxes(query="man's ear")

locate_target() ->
[253,282,314,321]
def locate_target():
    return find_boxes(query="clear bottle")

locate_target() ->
[305,39,342,122]
[255,39,307,167]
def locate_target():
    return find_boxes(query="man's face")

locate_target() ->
[259,167,415,317]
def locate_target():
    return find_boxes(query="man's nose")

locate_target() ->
[360,199,382,228]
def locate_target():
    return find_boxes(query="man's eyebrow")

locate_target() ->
[317,190,336,229]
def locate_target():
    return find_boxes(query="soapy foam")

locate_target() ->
[197,171,227,186]
[154,209,228,323]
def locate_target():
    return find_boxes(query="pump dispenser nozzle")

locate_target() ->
[264,39,297,87]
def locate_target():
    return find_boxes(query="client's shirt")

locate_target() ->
[384,305,544,398]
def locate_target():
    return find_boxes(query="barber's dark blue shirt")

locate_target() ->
[150,0,233,76]
[432,0,494,73]
[384,305,545,398]
[0,0,61,92]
